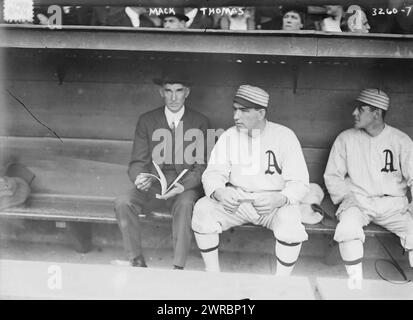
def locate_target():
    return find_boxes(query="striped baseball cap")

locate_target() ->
[233,85,270,109]
[356,88,390,111]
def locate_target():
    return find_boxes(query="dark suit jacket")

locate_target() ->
[128,107,210,191]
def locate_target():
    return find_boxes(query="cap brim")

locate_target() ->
[234,96,267,109]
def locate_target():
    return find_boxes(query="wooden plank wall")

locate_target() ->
[0,136,329,196]
[0,50,412,197]
[1,51,412,145]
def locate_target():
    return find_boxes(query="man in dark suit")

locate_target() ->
[115,68,209,269]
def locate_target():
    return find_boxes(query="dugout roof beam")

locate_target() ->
[1,25,413,59]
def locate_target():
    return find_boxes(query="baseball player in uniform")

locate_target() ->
[324,88,413,289]
[192,85,324,276]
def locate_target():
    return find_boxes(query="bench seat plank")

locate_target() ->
[0,194,390,235]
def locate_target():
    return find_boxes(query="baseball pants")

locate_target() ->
[192,188,308,244]
[334,194,413,250]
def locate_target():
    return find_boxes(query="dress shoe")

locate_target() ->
[131,255,148,267]
[173,265,184,270]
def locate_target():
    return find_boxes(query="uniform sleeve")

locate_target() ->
[202,131,231,198]
[279,131,310,204]
[400,136,413,200]
[323,134,351,204]
[127,116,151,183]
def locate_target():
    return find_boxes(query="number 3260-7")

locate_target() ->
[372,7,412,16]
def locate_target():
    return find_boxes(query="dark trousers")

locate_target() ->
[114,186,202,268]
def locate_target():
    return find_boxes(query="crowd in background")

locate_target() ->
[2,3,413,34]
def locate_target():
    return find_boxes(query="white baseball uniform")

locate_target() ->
[324,124,413,249]
[192,120,320,243]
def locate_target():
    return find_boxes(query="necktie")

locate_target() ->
[170,121,175,164]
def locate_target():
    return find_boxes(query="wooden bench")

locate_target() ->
[0,136,391,253]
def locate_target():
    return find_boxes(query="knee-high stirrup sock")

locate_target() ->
[275,239,302,276]
[339,240,364,289]
[194,231,220,272]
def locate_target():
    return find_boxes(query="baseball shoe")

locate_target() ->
[131,255,148,268]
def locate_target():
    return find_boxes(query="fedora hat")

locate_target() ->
[153,68,192,86]
[160,8,189,22]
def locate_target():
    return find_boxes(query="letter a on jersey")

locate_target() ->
[265,150,282,175]
[381,149,397,173]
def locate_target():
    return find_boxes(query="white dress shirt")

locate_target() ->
[164,105,185,129]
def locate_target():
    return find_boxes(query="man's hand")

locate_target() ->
[407,202,413,217]
[156,183,184,200]
[237,202,261,221]
[253,192,287,215]
[134,174,153,192]
[130,6,147,14]
[213,187,240,214]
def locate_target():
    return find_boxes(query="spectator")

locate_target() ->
[255,6,283,30]
[184,7,216,29]
[390,0,413,34]
[123,7,155,27]
[91,6,156,27]
[160,8,189,29]
[282,9,304,31]
[321,5,344,32]
[307,5,328,31]
[219,7,255,30]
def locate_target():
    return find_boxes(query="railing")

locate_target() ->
[1,24,413,59]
